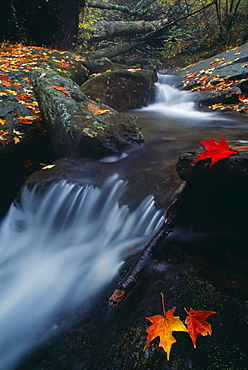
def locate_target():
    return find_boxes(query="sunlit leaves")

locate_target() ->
[144,308,188,361]
[185,309,216,348]
[144,294,216,360]
[0,44,87,146]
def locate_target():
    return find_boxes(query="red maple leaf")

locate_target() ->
[185,309,216,348]
[193,137,238,168]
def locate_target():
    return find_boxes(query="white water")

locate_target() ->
[0,176,163,370]
[141,74,220,120]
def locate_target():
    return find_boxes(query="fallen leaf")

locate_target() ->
[13,137,20,144]
[185,309,216,348]
[1,80,11,87]
[42,164,56,170]
[0,132,10,145]
[17,94,30,100]
[193,137,238,168]
[144,294,188,360]
[0,118,5,125]
[3,89,18,95]
[52,85,70,97]
[13,83,22,88]
[87,102,101,114]
[94,109,109,115]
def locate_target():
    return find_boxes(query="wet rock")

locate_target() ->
[0,98,52,218]
[81,69,157,111]
[238,79,248,94]
[176,141,248,236]
[31,69,143,158]
[179,42,248,85]
[82,57,116,74]
[176,143,248,183]
[24,144,180,212]
[20,242,248,369]
[176,42,248,111]
[197,86,240,107]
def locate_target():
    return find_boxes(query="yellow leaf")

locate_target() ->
[144,294,188,361]
[3,89,18,95]
[42,164,56,170]
[13,137,20,144]
[94,109,109,115]
[0,118,5,125]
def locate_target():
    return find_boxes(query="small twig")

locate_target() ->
[108,181,187,307]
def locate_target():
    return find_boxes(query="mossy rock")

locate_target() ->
[81,69,157,111]
[31,69,143,159]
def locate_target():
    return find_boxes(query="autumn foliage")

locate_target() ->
[144,294,216,360]
[193,137,238,168]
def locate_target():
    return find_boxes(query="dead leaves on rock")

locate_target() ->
[144,293,216,361]
[0,44,86,146]
[87,102,109,115]
[52,84,70,97]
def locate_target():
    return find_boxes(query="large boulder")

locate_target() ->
[82,57,116,74]
[31,69,143,158]
[81,69,157,111]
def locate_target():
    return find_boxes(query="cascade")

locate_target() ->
[0,176,163,370]
[1,73,248,370]
[141,73,215,119]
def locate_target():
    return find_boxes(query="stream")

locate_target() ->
[1,74,248,370]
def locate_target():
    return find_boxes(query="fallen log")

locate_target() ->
[108,181,187,307]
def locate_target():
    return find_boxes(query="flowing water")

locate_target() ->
[1,75,248,369]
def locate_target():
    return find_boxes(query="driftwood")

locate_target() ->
[108,181,187,307]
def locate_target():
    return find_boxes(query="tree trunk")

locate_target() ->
[86,40,142,59]
[86,1,144,17]
[88,20,161,41]
[0,0,85,49]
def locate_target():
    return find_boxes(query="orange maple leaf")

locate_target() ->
[193,137,238,168]
[52,85,70,97]
[144,294,188,360]
[185,309,216,348]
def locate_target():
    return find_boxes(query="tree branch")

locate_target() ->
[108,181,187,308]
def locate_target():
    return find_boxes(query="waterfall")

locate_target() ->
[0,175,163,370]
[141,74,215,119]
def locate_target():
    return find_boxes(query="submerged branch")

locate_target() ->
[108,181,187,308]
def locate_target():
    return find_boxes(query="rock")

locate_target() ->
[31,69,143,159]
[176,141,248,234]
[24,143,180,211]
[179,42,248,85]
[19,241,248,369]
[176,144,248,183]
[176,42,248,112]
[81,69,157,111]
[197,86,241,107]
[82,57,116,74]
[140,59,156,72]
[0,95,52,219]
[56,60,88,86]
[238,79,248,94]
